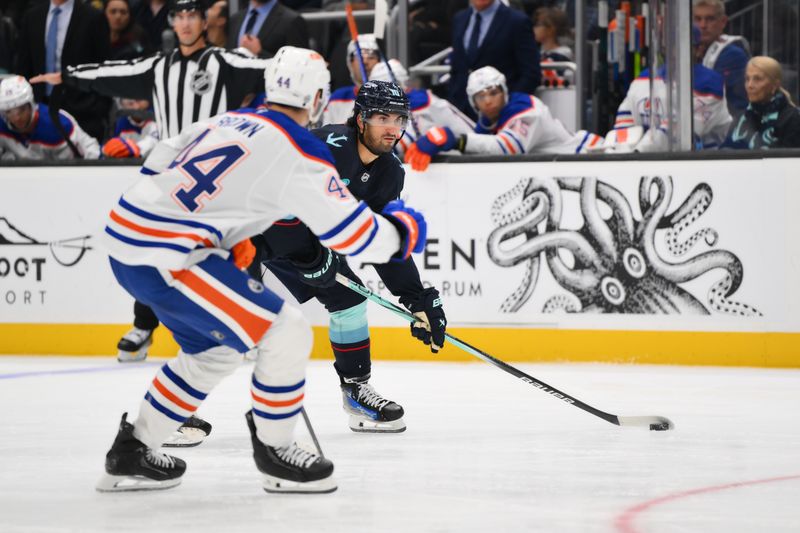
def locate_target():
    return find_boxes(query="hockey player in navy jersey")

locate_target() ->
[0,76,99,160]
[368,59,475,158]
[404,66,602,171]
[96,47,427,495]
[250,80,447,433]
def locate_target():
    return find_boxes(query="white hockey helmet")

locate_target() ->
[369,59,409,89]
[0,76,36,130]
[264,46,331,124]
[346,33,380,83]
[466,66,508,114]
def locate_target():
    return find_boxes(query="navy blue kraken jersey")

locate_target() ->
[255,124,424,301]
[311,124,405,212]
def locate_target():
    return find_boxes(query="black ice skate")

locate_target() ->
[96,413,186,492]
[163,415,213,448]
[245,410,337,494]
[340,374,406,433]
[116,327,153,362]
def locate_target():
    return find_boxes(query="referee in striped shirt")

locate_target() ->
[31,0,272,140]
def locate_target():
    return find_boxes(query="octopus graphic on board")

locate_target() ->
[486,176,761,316]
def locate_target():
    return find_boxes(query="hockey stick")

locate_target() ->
[345,2,369,85]
[335,273,675,431]
[300,407,326,459]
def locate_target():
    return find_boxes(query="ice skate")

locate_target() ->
[245,411,337,494]
[340,374,406,433]
[116,327,153,362]
[162,415,212,448]
[96,413,186,492]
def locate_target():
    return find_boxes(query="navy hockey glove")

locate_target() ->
[381,199,427,262]
[401,287,446,353]
[291,245,340,288]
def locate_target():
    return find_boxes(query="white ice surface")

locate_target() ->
[1,357,799,533]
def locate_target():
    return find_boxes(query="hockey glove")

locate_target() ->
[401,287,447,353]
[102,137,141,158]
[381,199,427,262]
[403,127,464,171]
[231,238,257,270]
[291,245,340,288]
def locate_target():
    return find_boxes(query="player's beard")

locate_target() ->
[361,124,398,155]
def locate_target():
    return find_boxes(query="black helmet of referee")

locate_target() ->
[169,0,207,18]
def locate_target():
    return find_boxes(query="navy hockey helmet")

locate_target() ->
[353,80,410,122]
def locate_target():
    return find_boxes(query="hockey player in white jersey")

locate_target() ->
[0,76,99,161]
[368,59,475,157]
[96,46,427,495]
[102,98,160,159]
[404,66,602,171]
[605,64,732,152]
[321,34,381,125]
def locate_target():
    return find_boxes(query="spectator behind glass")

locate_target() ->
[15,0,111,142]
[533,6,572,61]
[133,0,169,52]
[105,0,150,60]
[225,0,309,58]
[448,0,541,120]
[693,0,750,115]
[205,0,228,48]
[723,56,800,150]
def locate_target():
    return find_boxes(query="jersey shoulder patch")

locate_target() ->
[330,85,357,102]
[312,124,352,149]
[496,93,535,130]
[692,64,725,98]
[408,89,431,111]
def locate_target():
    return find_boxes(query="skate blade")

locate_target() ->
[96,473,182,492]
[117,338,152,362]
[348,415,406,433]
[261,474,338,494]
[162,427,206,448]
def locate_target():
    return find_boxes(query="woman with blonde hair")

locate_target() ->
[723,56,800,149]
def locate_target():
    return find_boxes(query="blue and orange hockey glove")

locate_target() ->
[381,199,427,262]
[403,127,465,171]
[102,137,141,158]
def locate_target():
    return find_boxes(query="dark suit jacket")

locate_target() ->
[448,2,541,118]
[16,1,111,139]
[225,3,309,58]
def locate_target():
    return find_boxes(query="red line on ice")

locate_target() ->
[614,474,800,533]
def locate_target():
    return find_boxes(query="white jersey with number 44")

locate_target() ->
[102,108,401,271]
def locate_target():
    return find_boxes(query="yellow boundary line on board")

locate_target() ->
[0,324,798,368]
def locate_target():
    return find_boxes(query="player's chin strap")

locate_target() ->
[334,272,675,432]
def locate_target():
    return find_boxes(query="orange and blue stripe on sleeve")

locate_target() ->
[317,201,379,257]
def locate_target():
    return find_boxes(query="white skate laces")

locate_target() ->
[354,382,391,410]
[146,449,177,469]
[275,443,317,469]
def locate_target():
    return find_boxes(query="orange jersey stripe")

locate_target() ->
[110,210,214,247]
[153,377,198,412]
[171,269,272,344]
[251,391,305,408]
[498,134,517,154]
[330,216,374,251]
